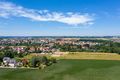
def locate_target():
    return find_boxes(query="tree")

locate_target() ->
[30,56,41,67]
[41,56,49,65]
[30,56,49,68]
[18,53,24,58]
[4,50,15,58]
[22,59,29,67]
[50,57,57,63]
[0,52,4,62]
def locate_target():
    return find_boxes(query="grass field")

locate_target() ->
[1,59,120,80]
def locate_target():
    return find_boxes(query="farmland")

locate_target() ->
[60,52,120,60]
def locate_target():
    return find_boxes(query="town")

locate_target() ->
[0,37,120,68]
[0,37,103,54]
[0,37,101,68]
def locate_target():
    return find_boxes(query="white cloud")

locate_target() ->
[0,1,94,25]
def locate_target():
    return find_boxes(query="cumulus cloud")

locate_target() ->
[0,1,94,25]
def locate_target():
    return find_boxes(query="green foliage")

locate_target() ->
[50,57,57,63]
[53,40,120,54]
[0,52,4,62]
[30,56,57,68]
[53,43,82,52]
[30,56,49,68]
[4,50,16,58]
[91,42,120,53]
[79,39,109,43]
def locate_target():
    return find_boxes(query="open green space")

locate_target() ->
[0,59,120,80]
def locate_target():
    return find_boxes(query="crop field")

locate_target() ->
[60,52,120,60]
[1,59,120,80]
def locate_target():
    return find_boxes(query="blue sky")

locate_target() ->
[0,0,120,36]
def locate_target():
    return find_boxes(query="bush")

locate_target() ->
[30,56,49,68]
[39,64,46,69]
[50,57,57,63]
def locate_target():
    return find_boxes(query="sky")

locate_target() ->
[0,0,120,36]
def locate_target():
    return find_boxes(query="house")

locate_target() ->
[9,59,16,67]
[3,57,10,66]
[3,57,16,68]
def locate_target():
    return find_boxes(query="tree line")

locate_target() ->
[52,40,120,54]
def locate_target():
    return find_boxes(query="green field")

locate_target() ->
[1,59,120,80]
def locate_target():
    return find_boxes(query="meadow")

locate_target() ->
[1,59,120,80]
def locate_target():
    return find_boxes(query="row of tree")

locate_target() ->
[15,56,57,69]
[52,40,120,54]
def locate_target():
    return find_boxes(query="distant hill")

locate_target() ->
[0,36,120,39]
